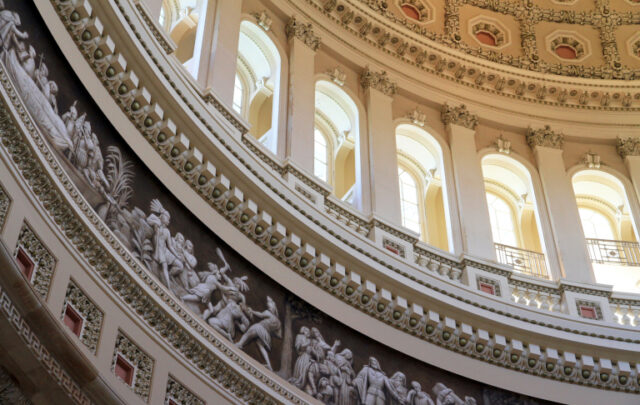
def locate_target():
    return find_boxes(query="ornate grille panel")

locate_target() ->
[495,243,548,278]
[586,238,640,266]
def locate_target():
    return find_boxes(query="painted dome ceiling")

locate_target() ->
[322,0,640,80]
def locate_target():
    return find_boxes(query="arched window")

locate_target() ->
[314,81,359,201]
[573,170,640,293]
[572,170,638,243]
[232,74,244,114]
[481,154,549,278]
[395,125,451,251]
[579,207,614,240]
[486,192,517,247]
[398,168,421,235]
[234,21,281,154]
[313,129,329,182]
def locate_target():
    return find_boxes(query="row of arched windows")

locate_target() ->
[160,5,640,290]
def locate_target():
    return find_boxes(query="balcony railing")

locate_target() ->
[586,238,640,266]
[495,243,549,278]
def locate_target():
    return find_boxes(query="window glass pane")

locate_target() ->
[232,75,244,114]
[398,168,421,235]
[486,192,517,247]
[579,208,614,240]
[314,129,328,182]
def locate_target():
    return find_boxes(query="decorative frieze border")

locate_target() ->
[0,72,291,404]
[55,0,640,346]
[14,0,638,396]
[0,285,91,404]
[54,0,640,343]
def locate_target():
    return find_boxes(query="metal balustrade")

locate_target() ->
[494,243,549,278]
[586,238,640,266]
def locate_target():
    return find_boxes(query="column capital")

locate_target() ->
[285,17,321,51]
[441,104,478,130]
[616,136,640,159]
[526,125,564,150]
[360,67,397,97]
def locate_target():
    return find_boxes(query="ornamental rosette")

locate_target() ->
[526,125,564,149]
[360,67,398,96]
[616,137,640,159]
[441,104,478,130]
[285,17,321,51]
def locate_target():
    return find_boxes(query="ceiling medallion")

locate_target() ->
[468,16,510,49]
[395,0,435,24]
[546,30,591,62]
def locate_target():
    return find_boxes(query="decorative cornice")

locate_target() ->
[441,104,478,130]
[617,137,640,159]
[285,17,321,51]
[360,67,398,96]
[526,125,565,150]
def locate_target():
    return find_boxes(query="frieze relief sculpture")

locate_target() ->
[0,2,549,404]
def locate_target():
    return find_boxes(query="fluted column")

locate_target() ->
[144,0,164,21]
[617,137,640,235]
[185,0,242,105]
[528,126,595,283]
[444,105,496,260]
[285,18,320,174]
[361,68,401,224]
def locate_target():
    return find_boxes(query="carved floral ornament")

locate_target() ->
[360,67,398,96]
[617,136,640,159]
[440,103,478,130]
[285,17,321,51]
[526,125,564,150]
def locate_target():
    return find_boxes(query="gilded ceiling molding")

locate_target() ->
[360,67,398,96]
[440,103,478,130]
[526,125,564,150]
[302,0,640,110]
[617,137,640,159]
[285,17,321,51]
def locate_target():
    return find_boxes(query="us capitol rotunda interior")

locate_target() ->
[0,0,640,404]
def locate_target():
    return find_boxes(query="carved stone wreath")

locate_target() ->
[111,332,154,403]
[62,280,104,354]
[15,222,56,300]
[165,376,204,405]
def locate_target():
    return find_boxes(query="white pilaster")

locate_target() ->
[444,105,495,260]
[185,0,242,105]
[529,127,595,283]
[361,69,401,225]
[621,143,640,238]
[285,18,319,175]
